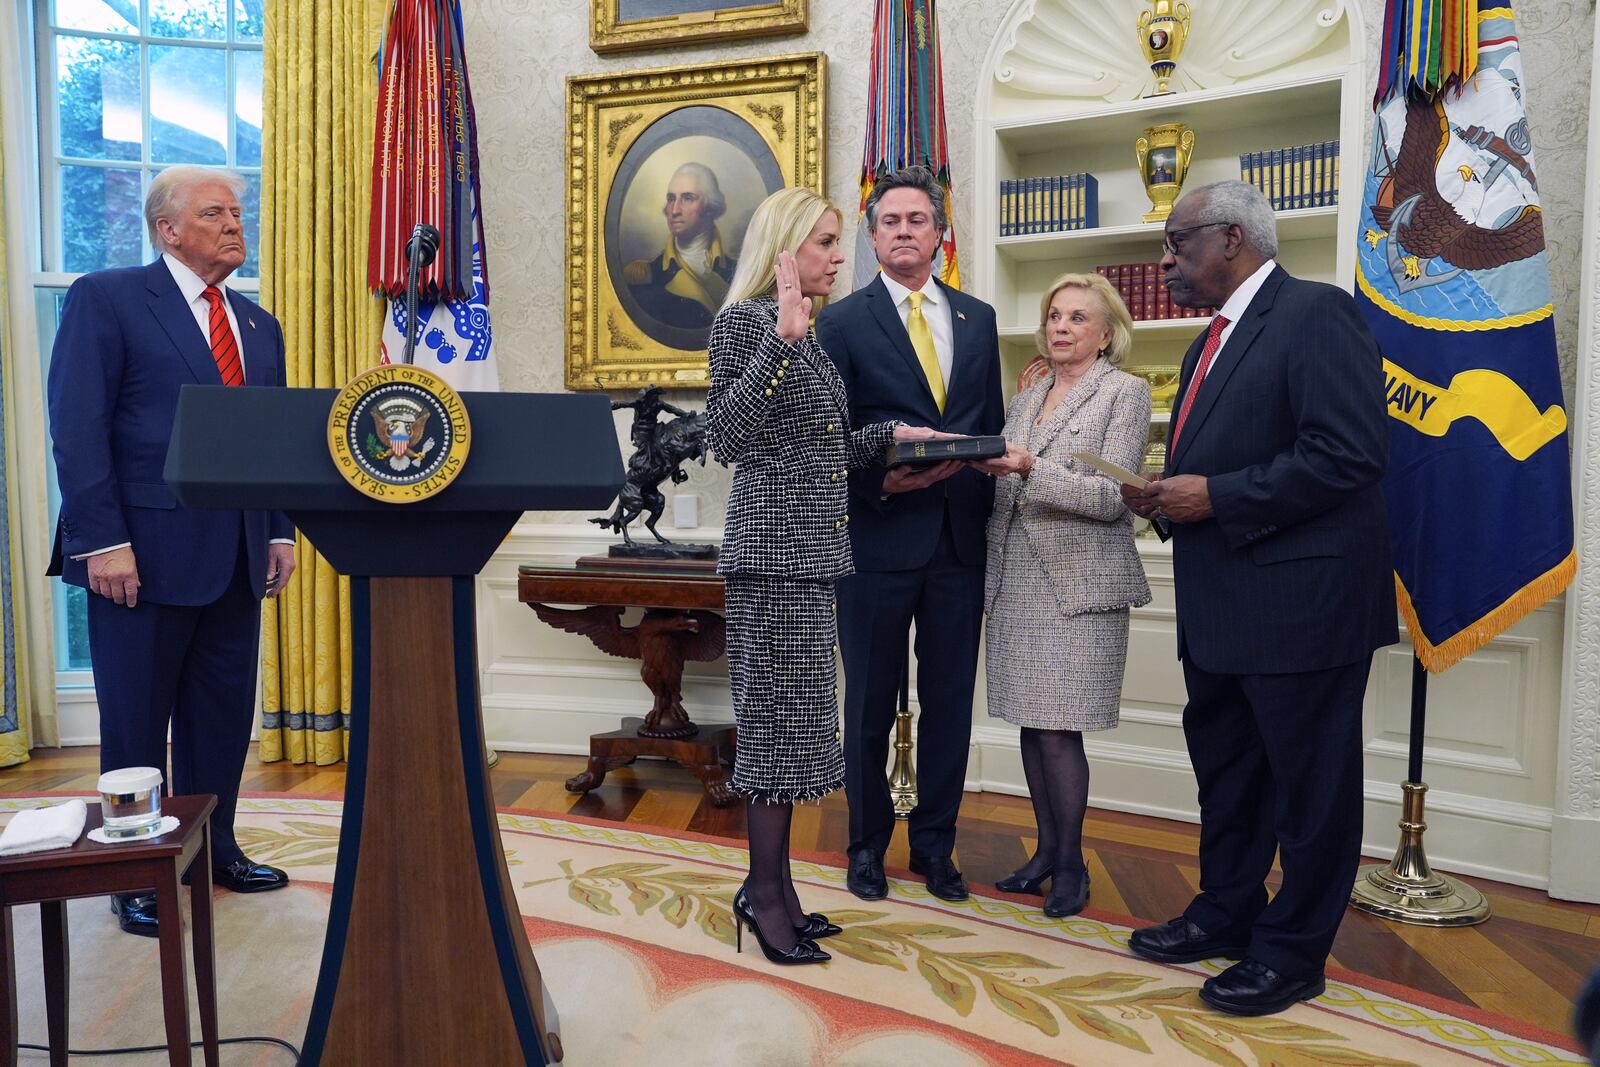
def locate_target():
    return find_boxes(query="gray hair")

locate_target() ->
[145,166,247,251]
[1183,180,1279,257]
[670,162,726,222]
[864,165,948,235]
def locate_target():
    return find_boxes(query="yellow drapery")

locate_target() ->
[258,0,387,764]
[0,81,35,768]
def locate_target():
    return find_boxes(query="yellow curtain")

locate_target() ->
[0,79,34,767]
[258,0,387,764]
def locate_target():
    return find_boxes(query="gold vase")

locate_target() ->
[1135,123,1196,223]
[1137,0,1192,97]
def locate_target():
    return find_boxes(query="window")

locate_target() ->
[30,0,266,678]
[37,0,264,277]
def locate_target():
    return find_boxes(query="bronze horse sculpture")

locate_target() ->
[590,403,711,546]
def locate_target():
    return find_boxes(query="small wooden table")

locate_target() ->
[0,794,218,1067]
[518,559,738,806]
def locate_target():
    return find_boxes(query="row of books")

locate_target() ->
[1239,141,1340,211]
[1095,262,1216,322]
[998,173,1099,236]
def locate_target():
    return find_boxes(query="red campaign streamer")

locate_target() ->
[369,0,483,301]
[857,0,959,287]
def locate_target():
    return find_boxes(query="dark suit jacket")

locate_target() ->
[815,276,1004,571]
[1165,266,1397,674]
[47,259,293,606]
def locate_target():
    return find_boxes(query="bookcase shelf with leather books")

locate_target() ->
[973,0,1365,412]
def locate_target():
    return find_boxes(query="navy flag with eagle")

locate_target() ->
[1356,0,1572,672]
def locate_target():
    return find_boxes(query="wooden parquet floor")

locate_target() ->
[6,745,1597,1039]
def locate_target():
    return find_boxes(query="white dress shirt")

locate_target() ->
[879,272,954,386]
[76,256,293,560]
[1213,258,1277,352]
[1168,259,1278,427]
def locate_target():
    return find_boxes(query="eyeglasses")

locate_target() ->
[1161,222,1227,257]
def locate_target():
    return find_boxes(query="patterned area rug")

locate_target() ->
[4,796,1586,1066]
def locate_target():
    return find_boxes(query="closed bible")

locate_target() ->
[884,435,1006,468]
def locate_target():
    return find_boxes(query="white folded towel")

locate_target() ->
[0,799,88,857]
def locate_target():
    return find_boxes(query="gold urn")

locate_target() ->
[1135,123,1196,223]
[1137,0,1192,97]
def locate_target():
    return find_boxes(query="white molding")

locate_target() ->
[966,727,1554,889]
[1551,8,1600,904]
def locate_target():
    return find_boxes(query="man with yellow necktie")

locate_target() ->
[816,166,1004,904]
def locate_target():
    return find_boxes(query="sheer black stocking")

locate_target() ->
[775,804,809,926]
[1016,727,1090,883]
[745,799,799,951]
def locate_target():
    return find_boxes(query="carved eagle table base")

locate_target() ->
[518,564,738,807]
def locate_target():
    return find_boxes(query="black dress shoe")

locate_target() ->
[995,867,1052,895]
[846,850,887,901]
[1042,868,1089,918]
[110,893,159,938]
[1127,917,1249,964]
[909,854,968,902]
[213,858,290,893]
[1200,958,1325,1016]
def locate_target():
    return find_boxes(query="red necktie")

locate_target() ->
[1168,315,1229,449]
[201,286,244,387]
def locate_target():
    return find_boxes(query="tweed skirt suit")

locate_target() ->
[984,358,1153,730]
[707,297,897,803]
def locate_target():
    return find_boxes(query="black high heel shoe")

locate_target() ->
[995,867,1053,896]
[1042,868,1090,919]
[735,884,842,940]
[733,889,831,965]
[796,913,843,939]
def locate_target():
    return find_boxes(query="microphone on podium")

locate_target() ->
[406,223,441,270]
[400,223,441,365]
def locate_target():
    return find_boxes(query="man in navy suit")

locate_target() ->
[48,166,297,936]
[1123,181,1396,1014]
[816,166,1004,903]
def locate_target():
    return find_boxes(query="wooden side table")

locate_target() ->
[0,794,219,1067]
[518,559,739,806]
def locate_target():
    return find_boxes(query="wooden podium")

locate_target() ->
[166,386,622,1066]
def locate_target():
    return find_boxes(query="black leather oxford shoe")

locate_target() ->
[1128,917,1249,964]
[846,850,887,900]
[1200,958,1326,1016]
[213,858,290,893]
[110,893,159,937]
[909,854,969,902]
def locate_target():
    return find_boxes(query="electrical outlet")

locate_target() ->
[672,493,699,529]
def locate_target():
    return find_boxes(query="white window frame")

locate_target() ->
[16,0,266,697]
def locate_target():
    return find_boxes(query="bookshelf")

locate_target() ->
[973,0,1367,402]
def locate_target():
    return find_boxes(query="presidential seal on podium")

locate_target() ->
[327,364,472,501]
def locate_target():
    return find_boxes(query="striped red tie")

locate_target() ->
[201,286,244,387]
[1168,315,1229,449]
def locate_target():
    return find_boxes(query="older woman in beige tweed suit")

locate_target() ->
[973,272,1152,918]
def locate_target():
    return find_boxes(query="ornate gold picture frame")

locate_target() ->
[590,0,808,55]
[566,54,825,391]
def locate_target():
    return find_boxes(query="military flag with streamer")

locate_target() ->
[1356,0,1572,671]
[369,0,499,390]
[851,0,960,292]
